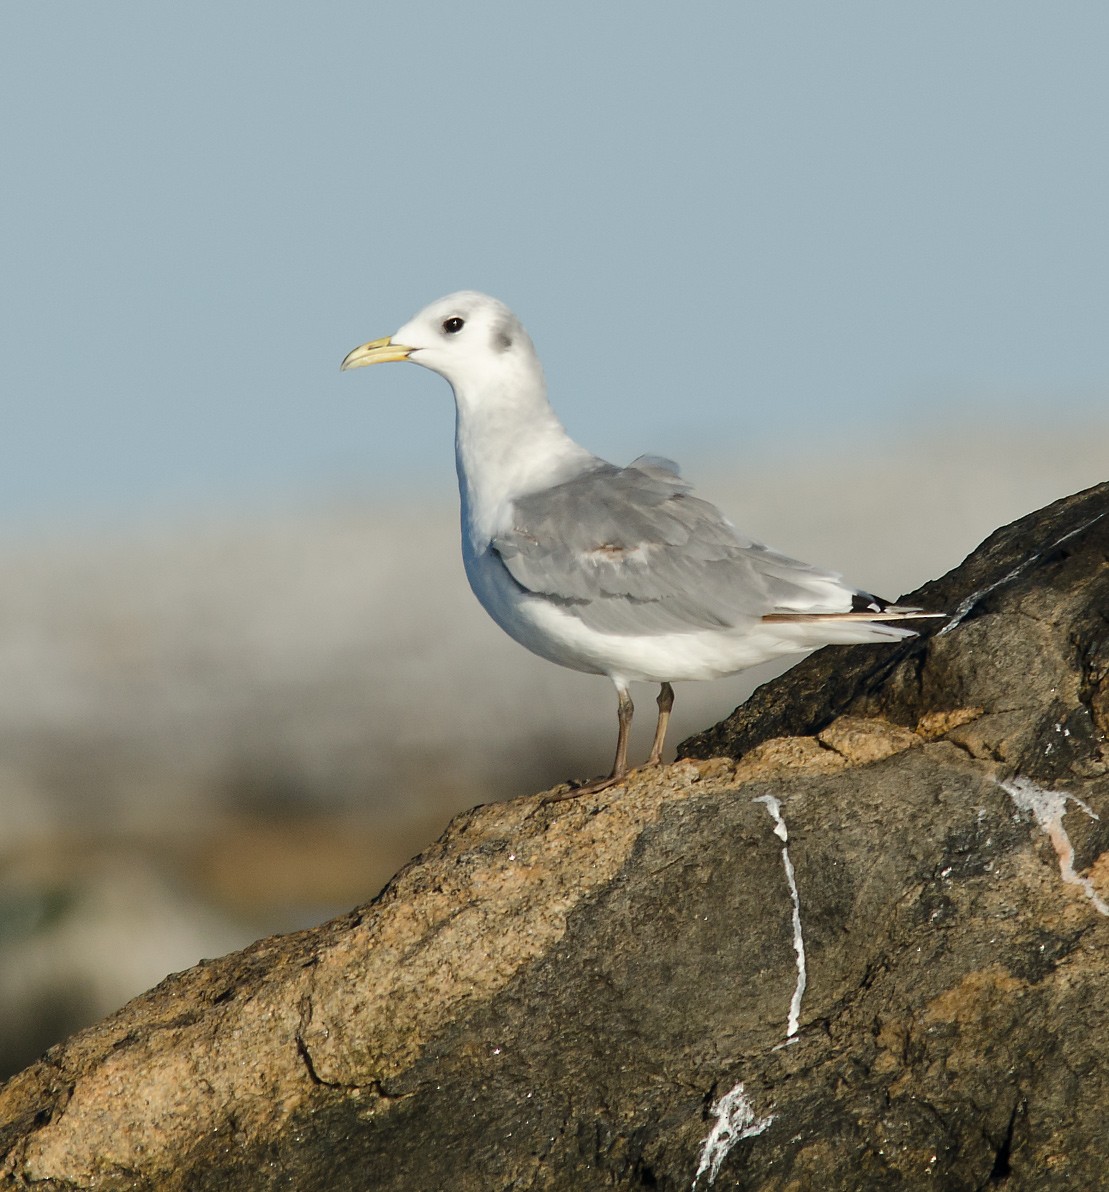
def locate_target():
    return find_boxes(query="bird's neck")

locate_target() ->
[452,372,594,546]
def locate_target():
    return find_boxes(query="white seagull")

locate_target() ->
[342,292,940,798]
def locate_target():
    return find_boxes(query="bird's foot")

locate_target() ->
[542,769,628,803]
[542,756,672,803]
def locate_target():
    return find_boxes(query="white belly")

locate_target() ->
[462,544,813,685]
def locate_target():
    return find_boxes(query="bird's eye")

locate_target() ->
[442,317,465,335]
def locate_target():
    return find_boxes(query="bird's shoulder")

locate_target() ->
[498,455,741,556]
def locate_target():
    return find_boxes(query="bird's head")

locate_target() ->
[341,291,541,396]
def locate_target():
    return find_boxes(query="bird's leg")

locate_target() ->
[645,682,674,767]
[610,684,634,778]
[546,684,633,800]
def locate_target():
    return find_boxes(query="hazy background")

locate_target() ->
[0,2,1106,1074]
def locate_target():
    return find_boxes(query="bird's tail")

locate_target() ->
[762,592,945,625]
[762,607,944,624]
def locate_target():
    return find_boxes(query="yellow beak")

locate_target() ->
[340,337,414,371]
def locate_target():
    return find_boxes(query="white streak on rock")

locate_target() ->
[692,1081,774,1188]
[688,798,802,1187]
[999,777,1109,917]
[755,794,807,1037]
[937,510,1106,637]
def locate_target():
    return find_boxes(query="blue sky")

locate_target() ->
[2,3,1106,526]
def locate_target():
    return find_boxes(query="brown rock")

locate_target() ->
[0,483,1106,1190]
[816,714,920,764]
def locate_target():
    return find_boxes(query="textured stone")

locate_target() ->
[0,482,1105,1191]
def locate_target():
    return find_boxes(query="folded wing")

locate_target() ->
[491,457,875,637]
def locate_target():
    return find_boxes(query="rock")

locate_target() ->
[0,482,1105,1191]
[682,479,1109,783]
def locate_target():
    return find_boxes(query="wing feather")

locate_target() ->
[491,460,862,636]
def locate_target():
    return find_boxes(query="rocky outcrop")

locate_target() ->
[0,482,1106,1191]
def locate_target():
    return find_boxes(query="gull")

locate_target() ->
[342,292,940,798]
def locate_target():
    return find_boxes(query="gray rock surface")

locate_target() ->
[0,481,1106,1190]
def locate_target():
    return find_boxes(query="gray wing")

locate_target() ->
[491,456,859,636]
